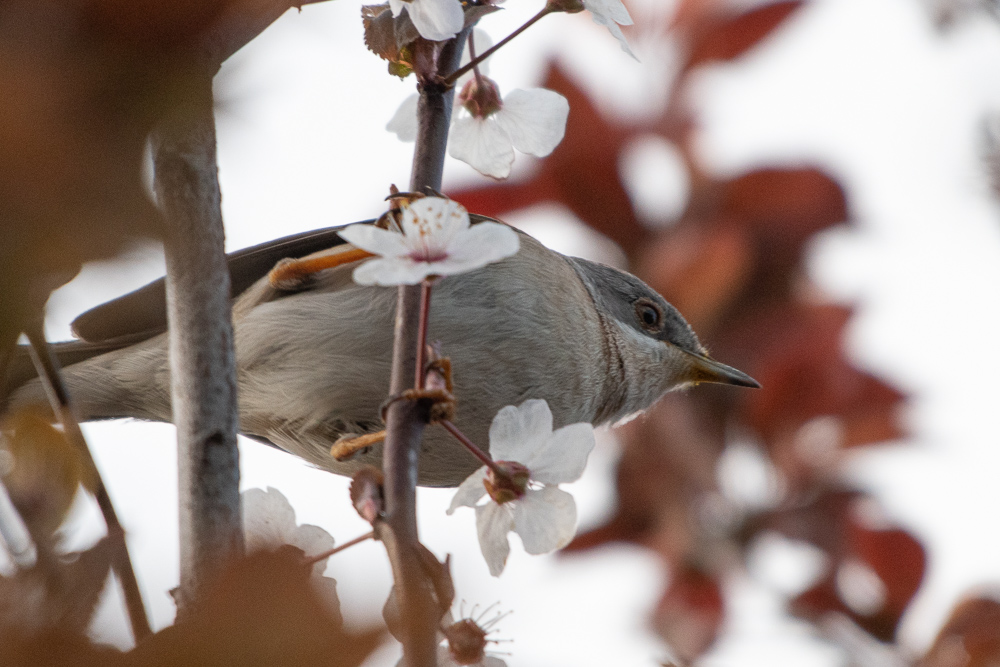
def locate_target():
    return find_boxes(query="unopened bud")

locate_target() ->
[350,466,385,523]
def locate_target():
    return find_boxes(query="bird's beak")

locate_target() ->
[680,350,761,388]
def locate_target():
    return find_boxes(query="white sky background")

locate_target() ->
[25,0,1000,664]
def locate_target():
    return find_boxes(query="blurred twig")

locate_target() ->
[23,321,152,641]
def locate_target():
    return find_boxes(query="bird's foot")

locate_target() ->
[268,245,374,291]
[330,429,386,461]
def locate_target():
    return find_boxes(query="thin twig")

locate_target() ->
[303,531,375,566]
[414,281,433,389]
[439,419,504,476]
[23,324,152,641]
[445,8,552,85]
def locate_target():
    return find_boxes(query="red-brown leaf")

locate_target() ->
[683,1,806,71]
[923,597,1000,667]
[652,566,724,661]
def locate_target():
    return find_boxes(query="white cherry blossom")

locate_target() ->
[388,0,464,42]
[242,487,341,613]
[337,197,519,286]
[449,79,569,179]
[448,399,596,576]
[583,0,637,59]
[242,486,334,574]
[395,606,509,667]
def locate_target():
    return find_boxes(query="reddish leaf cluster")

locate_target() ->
[451,0,994,660]
[0,550,383,667]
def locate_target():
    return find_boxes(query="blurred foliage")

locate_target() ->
[0,549,383,666]
[0,0,291,379]
[453,0,1000,663]
[1,410,383,663]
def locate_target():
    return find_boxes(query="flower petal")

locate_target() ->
[242,486,296,551]
[311,575,341,619]
[387,93,419,142]
[483,656,508,667]
[476,501,514,576]
[294,523,336,576]
[351,256,432,286]
[449,116,515,179]
[526,422,595,485]
[429,222,520,275]
[448,467,489,514]
[584,0,633,26]
[582,0,637,59]
[405,0,464,41]
[337,224,411,257]
[488,399,553,463]
[494,89,569,158]
[512,486,577,554]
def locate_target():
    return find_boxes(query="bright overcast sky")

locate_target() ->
[30,0,1000,665]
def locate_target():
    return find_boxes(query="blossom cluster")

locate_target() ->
[385,0,634,178]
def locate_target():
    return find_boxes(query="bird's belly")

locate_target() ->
[231,280,596,487]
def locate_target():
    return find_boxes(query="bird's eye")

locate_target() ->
[635,299,663,332]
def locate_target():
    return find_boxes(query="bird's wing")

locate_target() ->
[71,224,361,344]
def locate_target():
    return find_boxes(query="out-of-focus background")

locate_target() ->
[10,0,1000,664]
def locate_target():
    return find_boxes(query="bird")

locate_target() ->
[4,215,759,487]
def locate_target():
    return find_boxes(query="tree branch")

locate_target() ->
[380,29,471,667]
[200,0,332,70]
[153,75,243,616]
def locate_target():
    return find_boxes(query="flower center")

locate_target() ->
[483,461,530,504]
[459,77,503,119]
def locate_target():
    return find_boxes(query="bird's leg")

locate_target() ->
[329,354,455,462]
[268,245,374,291]
[330,429,387,460]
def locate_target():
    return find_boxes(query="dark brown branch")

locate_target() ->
[23,323,152,642]
[381,29,471,667]
[153,75,243,616]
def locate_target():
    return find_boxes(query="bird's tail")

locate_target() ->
[1,334,169,422]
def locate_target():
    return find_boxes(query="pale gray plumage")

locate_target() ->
[9,227,757,487]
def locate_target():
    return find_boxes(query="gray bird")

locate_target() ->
[5,217,758,487]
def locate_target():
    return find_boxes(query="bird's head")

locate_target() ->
[567,256,759,422]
